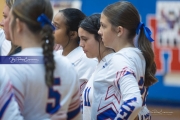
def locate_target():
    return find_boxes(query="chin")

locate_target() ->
[85,54,92,59]
[103,43,109,47]
[5,36,11,41]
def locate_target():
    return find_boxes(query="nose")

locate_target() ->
[79,40,84,48]
[98,29,102,36]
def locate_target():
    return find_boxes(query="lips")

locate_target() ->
[83,50,87,53]
[102,38,104,42]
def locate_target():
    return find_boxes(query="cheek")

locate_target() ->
[89,42,99,57]
[54,31,63,41]
[105,31,112,40]
[3,20,11,40]
[4,19,9,30]
[102,31,108,41]
[54,30,68,44]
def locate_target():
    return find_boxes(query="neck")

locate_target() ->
[21,34,42,49]
[115,43,134,52]
[114,38,134,52]
[62,41,79,56]
[97,48,114,62]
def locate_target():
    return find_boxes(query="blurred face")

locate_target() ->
[0,5,11,40]
[9,10,19,46]
[78,27,99,58]
[98,13,117,48]
[53,12,70,47]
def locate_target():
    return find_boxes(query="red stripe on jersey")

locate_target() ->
[69,99,80,111]
[0,81,11,99]
[105,85,121,104]
[14,94,23,111]
[0,81,13,109]
[72,90,79,98]
[80,81,87,96]
[12,86,24,99]
[97,99,119,113]
[12,86,24,111]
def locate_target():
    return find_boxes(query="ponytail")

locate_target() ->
[37,14,56,87]
[11,0,55,87]
[137,22,158,87]
[41,25,55,87]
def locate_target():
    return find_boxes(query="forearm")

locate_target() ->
[115,74,142,120]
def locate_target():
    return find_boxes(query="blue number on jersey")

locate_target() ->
[84,87,91,106]
[46,78,61,114]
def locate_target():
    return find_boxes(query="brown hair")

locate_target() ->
[5,0,15,8]
[103,1,157,87]
[7,45,19,55]
[11,0,55,87]
[5,0,19,56]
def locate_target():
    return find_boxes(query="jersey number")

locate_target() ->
[84,87,91,106]
[46,78,61,114]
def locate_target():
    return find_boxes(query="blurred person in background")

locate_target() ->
[5,0,81,119]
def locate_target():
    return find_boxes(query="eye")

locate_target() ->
[52,23,59,30]
[101,23,105,28]
[80,37,88,41]
[82,38,88,41]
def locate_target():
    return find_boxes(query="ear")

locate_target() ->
[116,26,123,37]
[69,31,78,40]
[16,18,23,33]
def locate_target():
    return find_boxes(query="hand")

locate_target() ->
[51,111,67,120]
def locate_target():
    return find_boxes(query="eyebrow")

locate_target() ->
[52,21,60,26]
[80,36,88,38]
[100,22,103,25]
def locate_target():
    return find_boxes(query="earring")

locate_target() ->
[117,34,120,37]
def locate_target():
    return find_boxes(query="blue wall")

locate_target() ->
[81,0,117,15]
[81,0,156,24]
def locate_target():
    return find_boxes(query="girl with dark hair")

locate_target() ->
[5,0,81,119]
[89,1,157,120]
[78,13,114,120]
[53,8,97,109]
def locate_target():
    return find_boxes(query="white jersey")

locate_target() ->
[5,47,81,120]
[0,67,23,120]
[91,47,149,120]
[82,53,114,120]
[57,47,97,107]
[0,29,11,56]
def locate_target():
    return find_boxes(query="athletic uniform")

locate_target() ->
[91,47,149,120]
[0,29,11,56]
[57,46,97,108]
[0,67,23,120]
[82,53,114,120]
[5,47,81,120]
